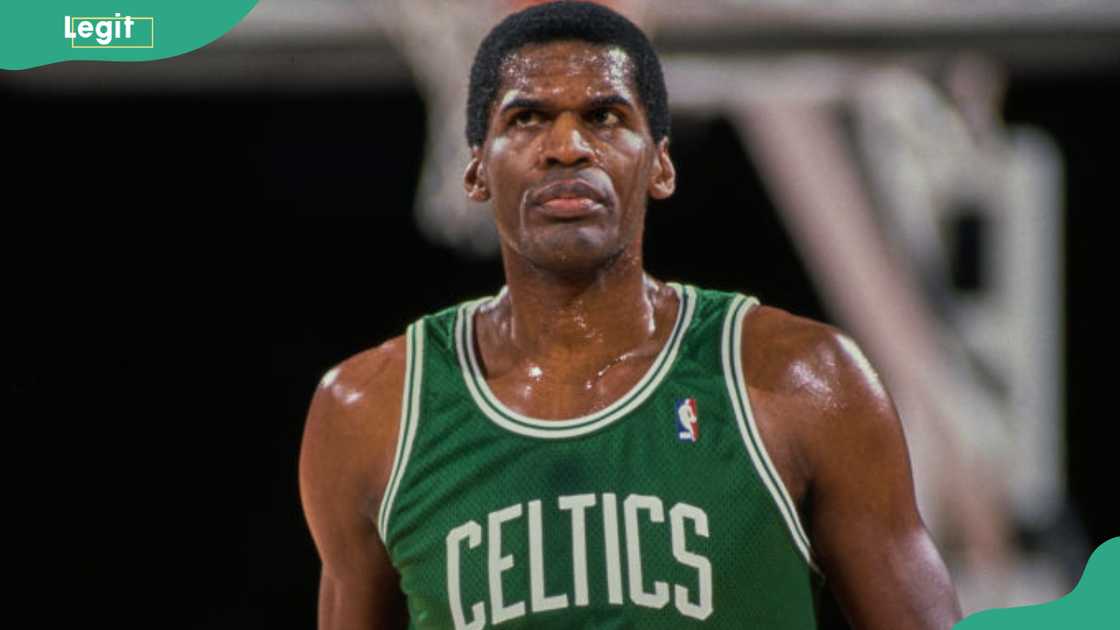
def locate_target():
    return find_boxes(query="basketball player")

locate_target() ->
[299,2,962,628]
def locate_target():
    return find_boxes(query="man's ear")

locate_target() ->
[648,137,676,200]
[464,146,490,202]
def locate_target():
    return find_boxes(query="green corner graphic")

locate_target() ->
[955,537,1120,630]
[1,1,258,70]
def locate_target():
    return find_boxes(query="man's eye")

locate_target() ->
[590,109,621,126]
[512,111,541,127]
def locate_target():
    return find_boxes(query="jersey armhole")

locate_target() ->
[376,319,426,544]
[720,295,822,576]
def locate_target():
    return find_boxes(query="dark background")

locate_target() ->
[3,58,1116,628]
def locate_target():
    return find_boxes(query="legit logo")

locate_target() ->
[64,14,154,48]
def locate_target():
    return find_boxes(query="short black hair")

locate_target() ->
[466,1,670,148]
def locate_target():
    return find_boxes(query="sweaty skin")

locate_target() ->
[299,40,961,630]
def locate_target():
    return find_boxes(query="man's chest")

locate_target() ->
[382,419,815,629]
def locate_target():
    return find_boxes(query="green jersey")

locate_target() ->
[377,284,823,629]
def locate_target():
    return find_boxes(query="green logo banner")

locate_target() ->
[0,1,258,70]
[955,537,1120,629]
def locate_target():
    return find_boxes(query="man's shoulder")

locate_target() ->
[303,335,409,465]
[310,292,481,420]
[299,334,412,521]
[741,304,890,416]
[317,335,409,417]
[739,305,902,498]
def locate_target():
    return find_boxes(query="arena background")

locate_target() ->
[4,1,1118,628]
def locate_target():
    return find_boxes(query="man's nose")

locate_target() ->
[540,112,594,167]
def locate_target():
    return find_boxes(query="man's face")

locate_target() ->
[465,40,675,275]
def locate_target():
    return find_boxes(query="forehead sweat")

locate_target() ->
[495,44,645,124]
[466,1,670,148]
[499,44,640,96]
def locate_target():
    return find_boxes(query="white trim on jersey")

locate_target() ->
[377,320,426,543]
[455,283,697,439]
[721,295,821,574]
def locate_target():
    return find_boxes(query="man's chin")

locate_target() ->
[524,236,627,277]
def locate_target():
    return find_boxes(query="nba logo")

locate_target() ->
[675,398,699,442]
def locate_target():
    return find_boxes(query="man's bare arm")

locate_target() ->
[799,326,961,629]
[298,337,409,629]
[744,307,960,630]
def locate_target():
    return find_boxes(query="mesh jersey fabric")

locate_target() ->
[377,284,823,629]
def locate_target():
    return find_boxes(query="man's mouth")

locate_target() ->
[529,179,608,219]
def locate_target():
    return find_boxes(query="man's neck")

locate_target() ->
[482,248,673,381]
